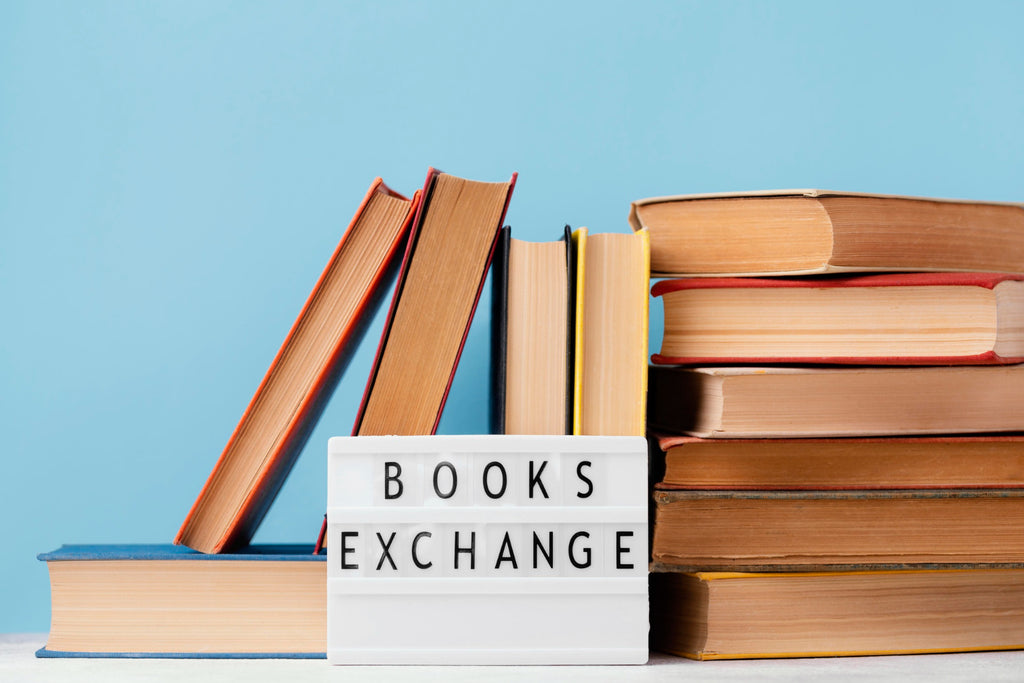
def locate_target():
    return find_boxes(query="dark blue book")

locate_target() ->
[37,544,325,658]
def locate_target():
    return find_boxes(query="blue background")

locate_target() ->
[3,1,1024,633]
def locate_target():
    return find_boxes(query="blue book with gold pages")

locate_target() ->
[37,545,325,658]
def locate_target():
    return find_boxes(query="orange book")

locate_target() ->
[176,179,419,554]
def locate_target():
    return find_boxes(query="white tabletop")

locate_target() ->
[6,634,1024,683]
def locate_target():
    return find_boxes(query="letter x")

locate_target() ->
[376,532,397,571]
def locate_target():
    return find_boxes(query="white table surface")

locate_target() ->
[7,634,1024,683]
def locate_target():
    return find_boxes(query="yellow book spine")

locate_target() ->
[571,227,588,435]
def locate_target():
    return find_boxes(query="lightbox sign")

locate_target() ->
[327,435,648,664]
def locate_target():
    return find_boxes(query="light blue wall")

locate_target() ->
[3,1,1024,632]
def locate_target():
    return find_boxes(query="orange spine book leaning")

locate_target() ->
[176,178,420,554]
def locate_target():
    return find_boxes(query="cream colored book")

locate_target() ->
[572,228,650,436]
[648,363,1024,438]
[629,189,1024,277]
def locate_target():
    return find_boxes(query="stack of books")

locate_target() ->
[38,169,517,657]
[633,189,1024,660]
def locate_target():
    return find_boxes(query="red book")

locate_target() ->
[652,272,1024,365]
[176,179,419,554]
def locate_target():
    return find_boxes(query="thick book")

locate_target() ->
[653,434,1024,490]
[176,179,419,554]
[628,189,1024,278]
[354,169,516,436]
[37,544,325,658]
[492,226,576,435]
[572,228,650,436]
[651,488,1024,571]
[652,273,1024,365]
[648,364,1024,438]
[651,569,1024,660]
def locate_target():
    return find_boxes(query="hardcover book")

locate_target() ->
[652,273,1024,365]
[648,364,1024,438]
[354,169,516,436]
[492,226,576,435]
[653,433,1024,490]
[651,569,1024,660]
[651,488,1024,571]
[572,228,650,436]
[175,178,419,554]
[37,545,325,657]
[628,189,1024,278]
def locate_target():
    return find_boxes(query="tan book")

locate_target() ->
[648,364,1024,438]
[651,569,1024,660]
[492,227,574,435]
[653,434,1024,490]
[628,189,1024,278]
[176,179,417,554]
[38,545,324,657]
[572,228,650,436]
[652,273,1024,365]
[355,170,515,435]
[651,489,1024,571]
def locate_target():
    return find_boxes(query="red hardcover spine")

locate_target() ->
[177,179,418,553]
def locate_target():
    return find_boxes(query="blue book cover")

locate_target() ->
[38,544,326,659]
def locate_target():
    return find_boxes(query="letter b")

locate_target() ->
[384,462,403,500]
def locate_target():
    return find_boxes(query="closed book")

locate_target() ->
[648,364,1024,438]
[653,434,1024,491]
[572,228,650,436]
[651,569,1024,660]
[354,169,516,436]
[176,178,419,554]
[628,189,1024,278]
[37,545,325,658]
[652,273,1024,365]
[492,226,576,435]
[651,489,1024,572]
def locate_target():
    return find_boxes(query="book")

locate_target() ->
[650,488,1024,571]
[650,569,1024,660]
[175,179,419,554]
[572,228,650,436]
[648,364,1024,438]
[492,226,576,435]
[653,434,1024,490]
[354,169,516,436]
[652,273,1024,365]
[627,189,1024,278]
[37,545,325,657]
